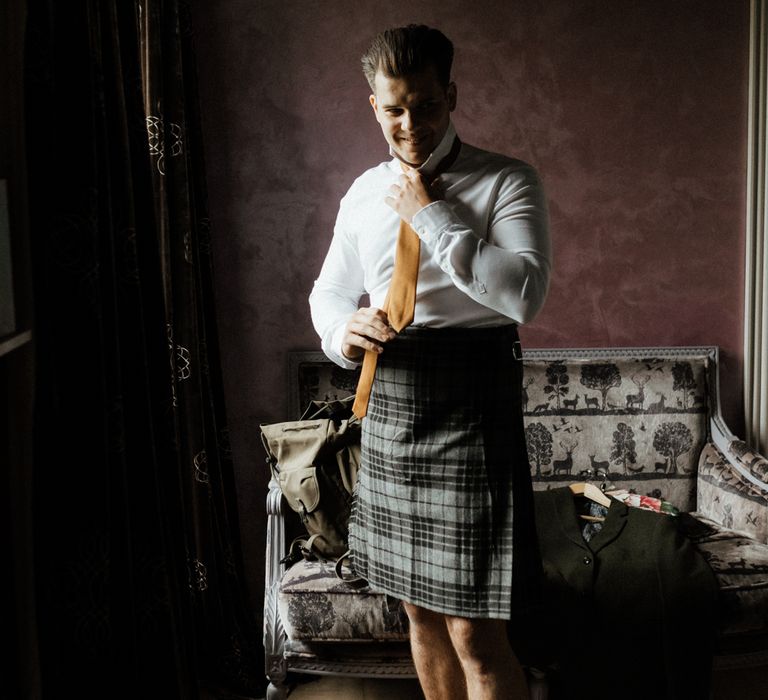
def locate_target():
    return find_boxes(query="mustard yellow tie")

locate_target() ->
[352,136,461,419]
[352,216,420,418]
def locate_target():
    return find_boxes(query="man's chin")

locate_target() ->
[394,147,429,168]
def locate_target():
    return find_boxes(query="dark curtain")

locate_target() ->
[25,1,262,697]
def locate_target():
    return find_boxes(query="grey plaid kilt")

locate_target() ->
[349,324,541,619]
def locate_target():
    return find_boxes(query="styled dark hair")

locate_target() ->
[361,24,454,91]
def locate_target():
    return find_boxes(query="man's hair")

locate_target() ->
[361,24,454,91]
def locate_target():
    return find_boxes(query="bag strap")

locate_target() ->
[334,549,368,589]
[280,540,368,589]
[280,536,316,565]
[280,534,332,566]
[260,430,278,473]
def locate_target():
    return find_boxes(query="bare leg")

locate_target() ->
[404,602,468,700]
[445,616,529,700]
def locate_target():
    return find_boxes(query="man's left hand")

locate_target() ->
[385,170,440,223]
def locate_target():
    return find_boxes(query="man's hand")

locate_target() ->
[342,307,397,361]
[385,170,440,223]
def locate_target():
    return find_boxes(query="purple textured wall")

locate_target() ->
[192,0,749,612]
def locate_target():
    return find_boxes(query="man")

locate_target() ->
[309,25,551,700]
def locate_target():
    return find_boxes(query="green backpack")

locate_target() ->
[260,396,360,564]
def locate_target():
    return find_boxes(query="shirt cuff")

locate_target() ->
[410,200,457,246]
[324,321,361,370]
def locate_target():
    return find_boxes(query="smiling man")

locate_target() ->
[309,24,551,700]
[371,63,456,167]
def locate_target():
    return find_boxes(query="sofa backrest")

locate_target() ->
[289,346,719,515]
[522,348,714,512]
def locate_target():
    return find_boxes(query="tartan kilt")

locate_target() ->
[349,324,541,619]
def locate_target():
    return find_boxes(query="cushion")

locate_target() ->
[524,354,709,511]
[685,513,768,638]
[278,559,409,642]
[698,441,768,543]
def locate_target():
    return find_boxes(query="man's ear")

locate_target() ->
[447,82,457,112]
[369,94,381,123]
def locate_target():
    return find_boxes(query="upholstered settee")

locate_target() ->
[263,347,768,699]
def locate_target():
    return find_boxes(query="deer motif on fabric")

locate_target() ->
[553,438,578,475]
[626,374,651,410]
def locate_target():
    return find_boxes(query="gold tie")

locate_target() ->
[351,136,461,419]
[352,217,420,418]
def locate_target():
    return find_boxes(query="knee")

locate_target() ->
[403,602,445,638]
[446,618,508,675]
[404,602,439,624]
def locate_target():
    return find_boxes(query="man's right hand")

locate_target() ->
[342,307,397,361]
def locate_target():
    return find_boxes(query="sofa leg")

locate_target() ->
[266,680,288,700]
[528,667,549,700]
[264,577,288,700]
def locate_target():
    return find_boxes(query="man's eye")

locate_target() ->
[386,109,402,116]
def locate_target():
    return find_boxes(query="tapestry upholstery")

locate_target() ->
[698,442,768,544]
[684,513,768,638]
[522,355,709,513]
[277,560,409,642]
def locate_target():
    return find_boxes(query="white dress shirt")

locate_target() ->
[309,122,551,369]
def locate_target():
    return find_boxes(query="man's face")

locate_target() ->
[369,64,457,167]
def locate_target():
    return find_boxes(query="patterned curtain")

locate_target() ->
[25,1,262,697]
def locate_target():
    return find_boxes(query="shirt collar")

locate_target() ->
[389,121,458,177]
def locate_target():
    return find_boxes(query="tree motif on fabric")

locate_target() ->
[611,422,637,474]
[544,361,569,411]
[672,362,697,410]
[579,363,621,411]
[381,596,408,633]
[339,607,373,638]
[525,422,554,478]
[287,592,335,637]
[653,422,694,474]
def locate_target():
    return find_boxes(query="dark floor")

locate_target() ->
[218,667,768,700]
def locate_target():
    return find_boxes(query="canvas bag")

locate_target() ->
[260,396,360,562]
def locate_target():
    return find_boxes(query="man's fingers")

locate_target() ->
[347,332,385,354]
[406,170,422,183]
[343,332,386,359]
[342,308,396,360]
[348,318,395,343]
[358,306,390,325]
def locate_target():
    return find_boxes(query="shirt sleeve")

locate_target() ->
[309,206,365,369]
[410,164,551,324]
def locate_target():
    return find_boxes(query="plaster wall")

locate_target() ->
[192,0,749,614]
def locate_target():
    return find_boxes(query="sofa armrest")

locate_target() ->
[696,441,768,543]
[265,479,287,600]
[727,438,768,489]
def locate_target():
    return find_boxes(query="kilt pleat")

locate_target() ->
[348,324,541,619]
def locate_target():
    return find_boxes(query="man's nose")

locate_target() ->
[401,110,416,131]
